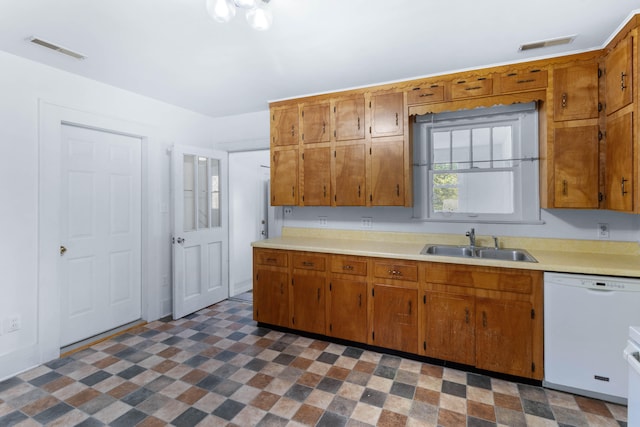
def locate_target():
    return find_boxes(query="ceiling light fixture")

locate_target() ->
[206,0,272,30]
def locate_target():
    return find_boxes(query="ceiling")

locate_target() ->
[1,0,639,118]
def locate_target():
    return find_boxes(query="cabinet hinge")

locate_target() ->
[333,106,336,113]
[369,148,372,155]
[256,273,259,281]
[302,195,304,202]
[372,331,375,340]
[369,101,372,108]
[329,324,332,332]
[599,192,605,202]
[369,126,372,134]
[531,309,535,319]
[334,195,337,202]
[532,362,536,372]
[598,130,604,141]
[256,309,259,318]
[372,289,375,297]
[598,68,603,78]
[423,295,426,304]
[292,317,295,324]
[423,341,426,350]
[598,102,603,113]
[329,283,332,291]
[292,278,294,286]
[301,110,304,118]
[334,130,336,138]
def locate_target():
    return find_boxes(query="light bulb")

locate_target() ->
[206,0,236,23]
[233,0,257,9]
[246,3,272,31]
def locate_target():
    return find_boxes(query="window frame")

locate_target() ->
[412,102,540,223]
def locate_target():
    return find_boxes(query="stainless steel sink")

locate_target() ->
[420,244,537,263]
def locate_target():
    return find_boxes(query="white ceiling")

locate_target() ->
[1,0,639,118]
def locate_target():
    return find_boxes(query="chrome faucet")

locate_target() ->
[465,228,476,248]
[492,235,499,250]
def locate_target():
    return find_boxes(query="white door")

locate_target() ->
[59,125,142,347]
[172,146,229,319]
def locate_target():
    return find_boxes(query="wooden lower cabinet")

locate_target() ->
[476,298,534,378]
[371,284,418,354]
[423,291,475,365]
[253,248,543,380]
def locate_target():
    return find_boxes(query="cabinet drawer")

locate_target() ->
[407,85,445,105]
[374,260,418,282]
[499,69,547,93]
[292,254,326,271]
[255,250,287,267]
[425,262,536,294]
[331,256,367,276]
[451,77,492,99]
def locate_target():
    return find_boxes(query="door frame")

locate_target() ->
[38,101,156,363]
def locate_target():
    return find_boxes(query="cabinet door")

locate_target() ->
[553,61,600,121]
[302,147,331,206]
[476,298,534,378]
[606,112,634,212]
[271,106,299,147]
[291,274,326,334]
[371,139,404,206]
[254,269,289,327]
[605,36,633,115]
[271,149,298,206]
[328,279,367,342]
[370,92,404,137]
[553,126,599,208]
[335,96,365,141]
[372,284,418,354]
[334,144,366,206]
[423,292,475,365]
[301,103,330,144]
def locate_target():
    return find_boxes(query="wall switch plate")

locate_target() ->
[361,217,373,229]
[598,223,610,240]
[318,216,328,227]
[284,207,293,216]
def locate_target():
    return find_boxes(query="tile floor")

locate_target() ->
[0,297,628,426]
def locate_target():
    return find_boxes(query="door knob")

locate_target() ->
[60,245,67,255]
[176,237,185,244]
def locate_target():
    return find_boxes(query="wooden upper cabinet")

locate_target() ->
[334,96,365,141]
[371,139,404,206]
[301,147,331,206]
[370,91,404,138]
[271,149,298,206]
[605,35,633,115]
[605,112,634,212]
[301,102,331,144]
[334,144,366,206]
[553,61,600,121]
[271,105,299,147]
[406,84,445,105]
[553,126,599,208]
[451,76,493,99]
[498,68,547,93]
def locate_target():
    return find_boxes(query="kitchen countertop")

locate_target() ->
[252,228,640,278]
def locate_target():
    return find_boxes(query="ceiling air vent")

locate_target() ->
[519,35,576,52]
[29,37,86,60]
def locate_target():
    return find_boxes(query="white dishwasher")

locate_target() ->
[544,272,640,404]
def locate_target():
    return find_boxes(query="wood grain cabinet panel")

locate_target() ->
[406,84,445,105]
[553,125,599,208]
[333,144,366,206]
[301,146,331,206]
[499,69,547,93]
[605,112,634,212]
[334,96,365,141]
[327,278,367,342]
[553,61,600,121]
[271,149,298,206]
[370,91,404,138]
[254,269,289,327]
[372,284,418,354]
[301,102,330,144]
[605,35,633,116]
[451,76,493,99]
[371,139,405,206]
[271,105,299,147]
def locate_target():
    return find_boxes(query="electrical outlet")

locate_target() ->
[598,223,610,240]
[284,207,293,216]
[361,217,373,229]
[318,216,328,227]
[6,316,20,333]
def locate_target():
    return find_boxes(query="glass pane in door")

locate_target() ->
[183,154,195,231]
[211,159,221,227]
[198,157,209,228]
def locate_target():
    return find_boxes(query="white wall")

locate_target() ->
[229,150,270,296]
[0,50,268,380]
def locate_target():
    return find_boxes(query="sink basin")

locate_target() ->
[476,248,537,263]
[421,245,475,257]
[420,244,537,263]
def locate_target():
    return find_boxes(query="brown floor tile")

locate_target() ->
[176,386,208,405]
[353,361,377,374]
[41,376,75,393]
[20,395,60,416]
[292,403,324,425]
[65,388,101,407]
[290,357,314,370]
[107,381,139,399]
[420,364,444,378]
[92,355,120,369]
[468,400,496,422]
[297,372,323,388]
[250,391,281,411]
[202,335,223,345]
[103,343,128,355]
[494,392,523,411]
[247,373,274,389]
[378,409,408,427]
[255,338,274,348]
[575,395,613,417]
[414,387,440,406]
[326,366,350,381]
[157,346,181,359]
[309,340,329,351]
[438,408,467,427]
[180,369,208,385]
[151,359,179,373]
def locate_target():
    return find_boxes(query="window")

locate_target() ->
[413,102,540,223]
